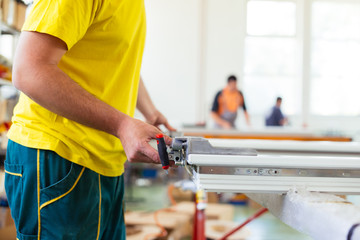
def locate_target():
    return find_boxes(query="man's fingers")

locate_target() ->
[140,143,161,164]
[164,122,177,132]
[163,135,173,145]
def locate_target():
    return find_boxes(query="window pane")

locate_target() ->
[244,37,296,76]
[243,76,300,115]
[311,77,360,115]
[312,40,360,78]
[312,1,360,40]
[0,35,14,61]
[247,0,296,36]
[244,0,299,116]
[310,1,360,116]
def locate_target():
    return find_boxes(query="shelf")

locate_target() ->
[0,22,20,35]
[0,78,12,86]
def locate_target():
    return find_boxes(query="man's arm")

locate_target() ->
[136,77,176,131]
[13,31,169,164]
[278,109,288,126]
[244,111,251,126]
[240,91,251,126]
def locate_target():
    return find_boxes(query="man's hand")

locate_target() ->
[146,109,176,132]
[117,116,172,164]
[220,120,233,129]
[211,112,233,129]
[13,32,173,165]
[136,78,176,132]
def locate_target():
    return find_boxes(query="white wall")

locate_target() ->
[141,0,201,128]
[141,0,360,138]
[141,0,249,128]
[205,0,246,127]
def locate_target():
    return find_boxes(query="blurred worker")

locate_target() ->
[211,75,250,129]
[5,1,175,239]
[265,97,288,126]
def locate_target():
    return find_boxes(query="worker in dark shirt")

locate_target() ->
[265,97,288,126]
[211,75,250,129]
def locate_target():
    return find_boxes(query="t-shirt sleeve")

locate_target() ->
[239,91,247,111]
[211,91,222,112]
[22,0,99,50]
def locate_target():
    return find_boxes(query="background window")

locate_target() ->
[244,0,299,116]
[310,1,360,116]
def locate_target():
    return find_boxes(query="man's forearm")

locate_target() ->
[14,63,129,138]
[12,31,170,165]
[244,111,251,125]
[12,31,131,139]
[136,77,176,131]
[136,77,157,119]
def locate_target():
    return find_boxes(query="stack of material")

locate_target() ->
[205,220,251,240]
[0,207,16,240]
[126,225,162,240]
[125,201,239,239]
[170,201,251,239]
[125,209,192,240]
[169,201,234,221]
[1,0,28,31]
[0,170,16,240]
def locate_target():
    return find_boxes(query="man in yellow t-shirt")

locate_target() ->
[4,0,174,239]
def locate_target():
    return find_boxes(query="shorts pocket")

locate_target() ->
[39,161,84,207]
[16,232,38,240]
[38,165,99,240]
[4,162,23,226]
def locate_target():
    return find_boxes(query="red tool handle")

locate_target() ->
[156,134,170,170]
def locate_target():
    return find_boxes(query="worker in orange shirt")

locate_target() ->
[211,75,250,129]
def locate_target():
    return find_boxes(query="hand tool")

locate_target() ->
[156,134,170,174]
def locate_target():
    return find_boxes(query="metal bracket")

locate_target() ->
[167,137,258,166]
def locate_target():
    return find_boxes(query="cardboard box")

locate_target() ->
[169,201,235,221]
[13,1,27,31]
[0,100,6,124]
[207,192,219,204]
[125,210,193,239]
[1,0,10,22]
[127,225,162,240]
[0,207,16,240]
[169,187,219,204]
[1,0,16,26]
[170,187,193,203]
[125,210,192,230]
[0,224,17,240]
[205,220,251,240]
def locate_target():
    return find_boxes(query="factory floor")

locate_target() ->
[125,182,312,240]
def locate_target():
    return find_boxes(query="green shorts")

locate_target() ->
[4,140,125,240]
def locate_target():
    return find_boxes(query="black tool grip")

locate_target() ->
[156,134,170,170]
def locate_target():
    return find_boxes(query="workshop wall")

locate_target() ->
[204,0,246,126]
[141,0,201,127]
[141,0,247,128]
[141,0,360,138]
[141,0,260,129]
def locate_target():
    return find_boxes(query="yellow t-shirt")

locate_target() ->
[8,0,146,176]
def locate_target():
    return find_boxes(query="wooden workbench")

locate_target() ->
[181,127,352,142]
